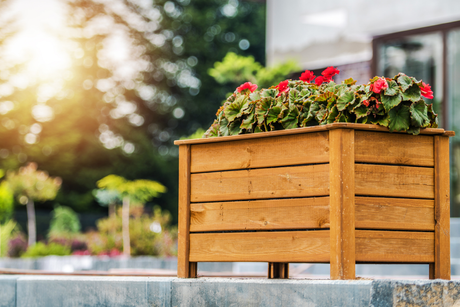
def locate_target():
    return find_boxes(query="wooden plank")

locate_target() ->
[190,164,329,203]
[355,230,434,263]
[190,197,330,232]
[355,164,434,199]
[174,123,450,146]
[189,231,330,262]
[190,132,329,173]
[355,131,434,167]
[433,136,451,279]
[355,197,434,231]
[329,128,356,280]
[177,145,193,278]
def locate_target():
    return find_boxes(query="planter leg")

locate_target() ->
[268,262,289,279]
[433,136,451,280]
[329,129,356,280]
[189,262,197,278]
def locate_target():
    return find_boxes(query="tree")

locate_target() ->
[97,174,166,255]
[0,169,13,223]
[6,162,61,246]
[93,189,121,218]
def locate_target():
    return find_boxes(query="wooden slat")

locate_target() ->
[190,132,329,173]
[355,230,434,263]
[177,145,196,278]
[190,164,329,203]
[268,263,289,279]
[355,164,434,199]
[355,197,434,231]
[190,197,330,232]
[433,136,451,279]
[174,123,450,146]
[355,131,434,167]
[329,128,355,279]
[189,231,330,262]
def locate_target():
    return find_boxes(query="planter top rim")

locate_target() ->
[174,123,454,145]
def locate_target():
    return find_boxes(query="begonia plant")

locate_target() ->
[204,67,437,137]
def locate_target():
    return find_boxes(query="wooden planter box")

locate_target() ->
[174,123,454,279]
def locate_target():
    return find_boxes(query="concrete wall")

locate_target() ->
[2,276,460,306]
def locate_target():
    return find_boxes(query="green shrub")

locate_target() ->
[21,242,71,258]
[49,206,81,237]
[0,220,16,257]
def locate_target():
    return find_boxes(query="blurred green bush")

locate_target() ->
[21,242,71,258]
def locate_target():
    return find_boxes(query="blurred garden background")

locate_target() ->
[0,0,301,259]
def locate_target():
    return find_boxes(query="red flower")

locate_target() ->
[363,100,369,107]
[299,70,315,83]
[314,76,325,86]
[420,82,434,99]
[370,77,388,94]
[236,82,258,93]
[321,66,340,80]
[276,80,289,96]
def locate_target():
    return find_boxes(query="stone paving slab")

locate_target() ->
[2,276,460,306]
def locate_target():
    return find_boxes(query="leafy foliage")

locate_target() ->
[21,242,71,258]
[48,206,81,237]
[204,73,438,137]
[0,169,13,223]
[0,219,16,257]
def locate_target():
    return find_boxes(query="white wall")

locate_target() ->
[267,0,460,69]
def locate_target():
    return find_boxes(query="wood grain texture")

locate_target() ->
[355,131,434,166]
[329,128,356,279]
[189,231,330,262]
[190,132,329,173]
[355,164,434,199]
[355,230,434,263]
[190,164,329,202]
[434,136,451,279]
[177,145,192,278]
[268,263,289,279]
[355,197,434,231]
[190,197,330,232]
[175,123,450,146]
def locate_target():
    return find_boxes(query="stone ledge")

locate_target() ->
[1,276,460,306]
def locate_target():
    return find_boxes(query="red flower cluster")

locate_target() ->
[276,80,289,96]
[420,82,434,99]
[370,77,388,94]
[299,66,340,86]
[299,70,315,83]
[363,97,381,108]
[237,82,258,93]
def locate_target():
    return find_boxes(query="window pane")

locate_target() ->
[377,32,443,126]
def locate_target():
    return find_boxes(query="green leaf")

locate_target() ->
[240,112,255,130]
[203,121,220,138]
[384,80,399,96]
[388,105,410,132]
[254,126,263,133]
[401,84,421,102]
[315,91,334,102]
[315,105,328,123]
[261,89,278,98]
[343,77,357,85]
[224,95,249,122]
[327,106,339,124]
[336,113,347,122]
[280,105,300,129]
[289,88,300,104]
[427,104,439,128]
[267,106,282,124]
[397,74,413,92]
[228,119,242,135]
[370,114,390,127]
[219,117,229,136]
[255,98,272,125]
[337,90,355,111]
[381,93,402,112]
[410,100,429,128]
[249,91,261,102]
[407,127,420,135]
[354,105,370,119]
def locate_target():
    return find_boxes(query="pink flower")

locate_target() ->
[276,80,289,96]
[299,70,315,83]
[370,77,388,94]
[420,82,434,99]
[314,76,325,86]
[321,66,340,80]
[236,82,258,93]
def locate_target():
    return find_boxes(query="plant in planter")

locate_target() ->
[204,67,437,137]
[175,68,453,280]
